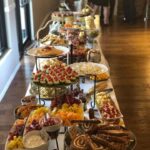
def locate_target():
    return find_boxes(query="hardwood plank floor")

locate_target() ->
[0,21,150,150]
[0,57,34,150]
[101,21,150,150]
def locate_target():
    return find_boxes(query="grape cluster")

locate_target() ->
[8,124,24,141]
[26,119,42,133]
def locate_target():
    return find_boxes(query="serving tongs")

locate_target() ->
[97,88,113,94]
[87,87,113,98]
[79,75,109,84]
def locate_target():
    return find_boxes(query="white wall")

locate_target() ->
[30,0,60,39]
[0,0,60,100]
[0,0,20,101]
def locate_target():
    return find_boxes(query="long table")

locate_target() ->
[25,30,124,150]
[25,55,123,150]
[6,15,125,150]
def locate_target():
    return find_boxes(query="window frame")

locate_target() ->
[0,0,7,58]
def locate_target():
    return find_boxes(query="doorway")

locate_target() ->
[15,0,31,59]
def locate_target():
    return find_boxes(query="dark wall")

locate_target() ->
[118,0,147,18]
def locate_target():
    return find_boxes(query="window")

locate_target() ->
[20,1,30,44]
[15,0,31,58]
[0,0,7,58]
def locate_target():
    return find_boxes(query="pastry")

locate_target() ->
[97,130,130,137]
[92,135,128,150]
[36,46,63,56]
[91,135,118,150]
[68,126,82,140]
[21,95,36,105]
[71,134,89,150]
[65,124,134,150]
[79,122,98,134]
[15,104,42,119]
[97,125,124,131]
[71,134,106,150]
[97,134,128,144]
[90,72,110,81]
[88,141,105,150]
[88,82,108,96]
[27,46,64,57]
[66,126,83,146]
[40,34,68,46]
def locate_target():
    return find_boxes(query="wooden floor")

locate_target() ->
[101,21,150,150]
[0,20,150,150]
[0,57,35,150]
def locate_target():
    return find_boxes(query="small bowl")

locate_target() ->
[86,29,99,39]
[21,95,37,105]
[41,117,62,133]
[23,130,49,150]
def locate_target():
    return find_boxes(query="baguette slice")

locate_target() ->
[88,82,108,95]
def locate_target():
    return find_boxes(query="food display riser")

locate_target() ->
[32,77,118,119]
[34,54,70,71]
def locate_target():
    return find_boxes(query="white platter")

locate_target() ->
[27,46,69,58]
[69,62,109,76]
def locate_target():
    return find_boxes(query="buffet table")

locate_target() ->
[5,7,136,150]
[24,15,124,150]
[24,36,122,150]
